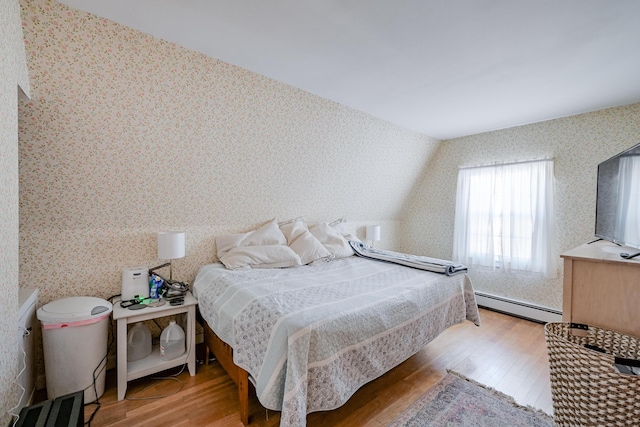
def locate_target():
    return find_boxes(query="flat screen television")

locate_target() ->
[595,142,640,258]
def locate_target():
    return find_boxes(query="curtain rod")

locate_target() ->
[458,157,554,170]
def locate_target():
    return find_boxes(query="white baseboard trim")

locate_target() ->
[475,292,562,324]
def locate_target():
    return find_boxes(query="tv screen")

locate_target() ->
[595,142,640,251]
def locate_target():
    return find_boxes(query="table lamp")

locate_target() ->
[366,225,381,248]
[157,231,185,281]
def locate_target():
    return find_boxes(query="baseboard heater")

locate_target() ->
[15,391,83,427]
[475,292,562,324]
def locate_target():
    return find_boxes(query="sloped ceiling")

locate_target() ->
[57,0,640,140]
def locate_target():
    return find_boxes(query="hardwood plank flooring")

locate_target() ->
[81,308,553,426]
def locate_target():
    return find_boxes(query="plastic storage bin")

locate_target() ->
[37,296,113,402]
[127,322,152,362]
[160,320,185,360]
[545,322,640,427]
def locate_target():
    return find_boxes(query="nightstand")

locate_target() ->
[112,292,197,401]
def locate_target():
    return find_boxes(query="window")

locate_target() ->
[452,159,557,278]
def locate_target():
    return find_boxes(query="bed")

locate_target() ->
[193,255,480,426]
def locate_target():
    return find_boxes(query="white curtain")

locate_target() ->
[452,159,558,278]
[614,155,640,245]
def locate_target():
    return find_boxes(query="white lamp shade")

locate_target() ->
[366,225,381,242]
[157,231,185,260]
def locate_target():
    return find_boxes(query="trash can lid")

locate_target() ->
[37,296,113,323]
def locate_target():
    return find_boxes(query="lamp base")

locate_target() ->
[149,262,171,278]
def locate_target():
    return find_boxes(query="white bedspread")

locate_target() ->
[194,257,479,427]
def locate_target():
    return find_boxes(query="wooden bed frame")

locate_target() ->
[204,321,250,425]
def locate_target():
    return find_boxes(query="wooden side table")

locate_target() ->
[112,292,197,401]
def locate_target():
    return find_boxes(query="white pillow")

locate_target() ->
[309,223,354,259]
[220,245,301,270]
[280,220,331,265]
[216,219,286,259]
[330,218,362,243]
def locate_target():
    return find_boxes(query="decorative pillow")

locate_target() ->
[280,219,331,265]
[216,219,286,259]
[309,223,354,259]
[219,245,301,270]
[329,218,362,243]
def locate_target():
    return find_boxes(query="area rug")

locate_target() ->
[388,371,554,427]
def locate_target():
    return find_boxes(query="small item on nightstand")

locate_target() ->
[119,299,136,308]
[147,299,166,308]
[165,289,185,298]
[164,279,189,295]
[149,274,164,299]
[120,298,146,310]
[165,282,187,306]
[166,294,184,306]
[122,267,150,300]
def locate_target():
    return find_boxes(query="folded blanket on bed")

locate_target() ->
[349,241,467,275]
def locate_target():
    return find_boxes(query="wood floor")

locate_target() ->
[82,308,553,426]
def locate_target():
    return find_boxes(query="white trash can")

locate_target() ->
[37,296,113,402]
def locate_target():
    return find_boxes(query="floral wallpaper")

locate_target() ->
[18,0,439,386]
[18,0,439,303]
[1,0,30,423]
[399,102,640,310]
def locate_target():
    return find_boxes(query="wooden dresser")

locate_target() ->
[562,240,640,338]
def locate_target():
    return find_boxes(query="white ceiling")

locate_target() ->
[57,0,640,140]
